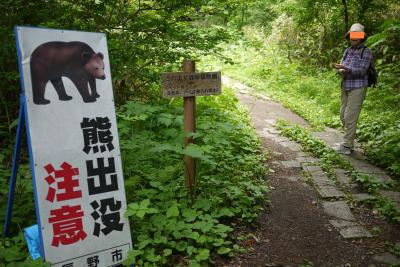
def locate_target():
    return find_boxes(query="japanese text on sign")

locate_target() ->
[15,26,132,267]
[162,71,221,97]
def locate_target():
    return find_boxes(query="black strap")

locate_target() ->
[343,48,350,61]
[360,46,366,59]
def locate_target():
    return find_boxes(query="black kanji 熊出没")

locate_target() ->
[81,117,114,154]
[90,197,123,236]
[86,157,119,195]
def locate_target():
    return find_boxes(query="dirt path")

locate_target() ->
[219,77,400,267]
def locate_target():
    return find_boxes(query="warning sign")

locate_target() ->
[15,26,132,266]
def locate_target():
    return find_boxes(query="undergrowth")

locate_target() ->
[119,88,269,266]
[0,88,269,266]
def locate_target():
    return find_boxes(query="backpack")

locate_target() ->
[343,46,378,87]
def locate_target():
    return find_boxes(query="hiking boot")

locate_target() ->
[338,144,353,155]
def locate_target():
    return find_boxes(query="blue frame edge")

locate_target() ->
[8,25,46,260]
[3,95,25,237]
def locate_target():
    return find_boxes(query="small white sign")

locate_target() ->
[162,71,221,97]
[15,26,132,266]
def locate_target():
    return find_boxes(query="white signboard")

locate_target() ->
[15,26,132,266]
[161,71,221,98]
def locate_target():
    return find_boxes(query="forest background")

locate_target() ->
[0,0,399,266]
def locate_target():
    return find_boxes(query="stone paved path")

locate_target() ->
[222,76,400,266]
[223,76,399,213]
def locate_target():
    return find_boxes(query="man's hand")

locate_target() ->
[334,64,350,72]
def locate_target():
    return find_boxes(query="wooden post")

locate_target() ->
[183,59,196,194]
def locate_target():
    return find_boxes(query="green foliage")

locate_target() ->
[357,94,400,178]
[349,171,386,193]
[125,199,159,219]
[268,0,397,67]
[385,242,400,257]
[205,28,342,128]
[0,232,49,266]
[0,0,235,167]
[1,0,399,265]
[269,14,297,62]
[198,0,278,33]
[367,20,400,85]
[300,259,314,267]
[215,4,400,178]
[0,163,36,236]
[208,26,400,180]
[373,197,400,224]
[0,160,40,266]
[118,89,269,266]
[0,89,268,266]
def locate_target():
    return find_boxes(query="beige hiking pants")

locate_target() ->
[340,87,367,149]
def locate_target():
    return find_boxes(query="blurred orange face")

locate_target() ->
[349,31,364,47]
[350,32,364,39]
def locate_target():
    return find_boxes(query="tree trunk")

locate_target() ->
[342,0,349,33]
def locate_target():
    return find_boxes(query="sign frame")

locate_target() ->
[5,25,133,267]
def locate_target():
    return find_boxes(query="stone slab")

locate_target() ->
[370,173,392,183]
[343,157,391,183]
[302,165,323,173]
[354,193,375,202]
[334,168,352,185]
[296,157,320,163]
[262,128,278,134]
[260,132,278,139]
[272,151,282,156]
[373,253,400,265]
[339,226,372,239]
[312,174,336,187]
[311,170,329,178]
[282,176,301,182]
[323,201,356,221]
[296,152,307,157]
[266,128,280,134]
[329,219,358,228]
[353,164,387,175]
[279,141,302,152]
[312,131,342,147]
[271,136,289,143]
[317,186,345,199]
[280,160,302,168]
[256,94,272,101]
[264,118,277,125]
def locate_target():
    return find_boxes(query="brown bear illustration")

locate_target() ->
[30,41,106,105]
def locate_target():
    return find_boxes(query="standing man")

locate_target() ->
[334,23,372,155]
